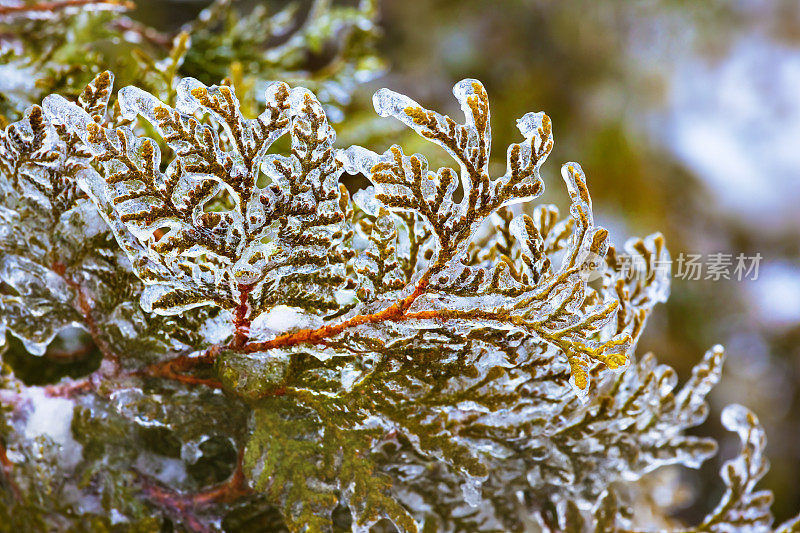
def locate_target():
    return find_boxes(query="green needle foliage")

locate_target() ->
[0,3,798,533]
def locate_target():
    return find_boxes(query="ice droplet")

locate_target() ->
[452,78,482,102]
[181,439,204,465]
[516,111,547,139]
[118,86,162,122]
[461,478,483,507]
[352,186,381,217]
[338,145,378,177]
[174,77,206,114]
[372,88,411,118]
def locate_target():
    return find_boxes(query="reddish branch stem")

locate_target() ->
[52,262,119,365]
[191,448,249,506]
[0,444,11,471]
[0,0,132,16]
[45,370,100,398]
[43,359,122,398]
[140,448,250,532]
[231,283,253,349]
[109,18,173,48]
[240,275,432,353]
[48,264,438,391]
[138,346,222,388]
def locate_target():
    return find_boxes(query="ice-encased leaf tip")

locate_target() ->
[516,111,549,139]
[372,87,414,118]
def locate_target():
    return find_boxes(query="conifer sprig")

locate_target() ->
[0,71,796,532]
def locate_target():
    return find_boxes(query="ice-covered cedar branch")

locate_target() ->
[0,101,89,220]
[342,79,550,269]
[35,75,671,402]
[40,77,665,397]
[242,404,417,532]
[524,347,800,533]
[5,71,797,533]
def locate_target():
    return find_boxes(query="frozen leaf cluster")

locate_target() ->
[0,71,798,533]
[0,87,109,356]
[0,71,220,374]
[0,0,382,124]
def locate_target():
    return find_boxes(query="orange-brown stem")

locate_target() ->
[240,275,431,353]
[138,346,222,389]
[50,260,231,391]
[231,283,254,349]
[45,372,100,398]
[192,447,249,506]
[0,0,131,15]
[0,444,11,471]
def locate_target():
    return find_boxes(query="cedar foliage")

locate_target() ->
[0,2,798,533]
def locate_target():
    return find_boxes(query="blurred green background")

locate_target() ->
[15,0,800,524]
